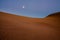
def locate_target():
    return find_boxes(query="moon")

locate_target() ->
[22,5,25,8]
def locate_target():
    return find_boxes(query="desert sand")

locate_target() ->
[0,12,60,40]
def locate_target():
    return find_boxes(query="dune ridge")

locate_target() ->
[0,12,60,40]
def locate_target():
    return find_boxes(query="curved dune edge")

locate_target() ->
[0,12,60,40]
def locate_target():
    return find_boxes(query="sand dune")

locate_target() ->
[0,12,60,40]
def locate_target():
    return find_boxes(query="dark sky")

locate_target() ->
[0,0,60,18]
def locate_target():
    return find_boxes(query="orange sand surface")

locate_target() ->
[0,12,60,40]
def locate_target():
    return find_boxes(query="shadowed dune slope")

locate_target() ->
[0,12,60,40]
